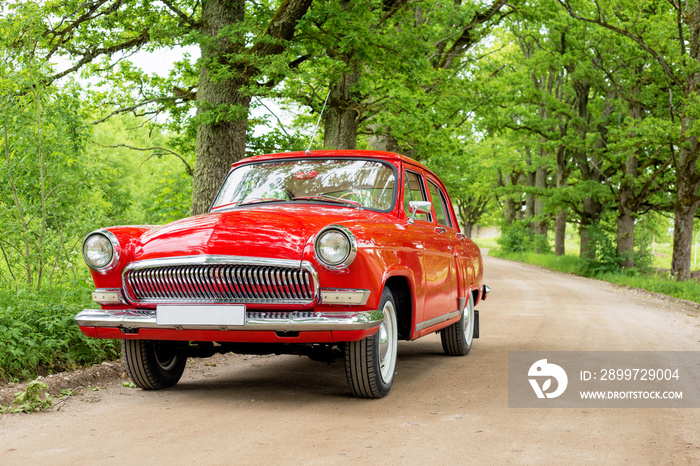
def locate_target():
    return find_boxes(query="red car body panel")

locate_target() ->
[77,150,485,345]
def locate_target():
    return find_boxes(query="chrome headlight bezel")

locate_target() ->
[82,230,121,273]
[314,225,358,270]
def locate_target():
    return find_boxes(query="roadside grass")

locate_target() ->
[473,236,498,250]
[0,281,120,384]
[490,249,700,305]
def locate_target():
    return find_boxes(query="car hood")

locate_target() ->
[134,204,390,262]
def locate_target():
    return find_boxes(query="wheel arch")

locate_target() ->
[471,286,481,306]
[383,274,413,341]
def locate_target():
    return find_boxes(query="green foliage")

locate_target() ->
[0,0,698,381]
[0,380,53,414]
[492,248,700,305]
[497,221,535,253]
[490,249,584,275]
[87,114,193,225]
[0,283,120,383]
[0,50,96,291]
[497,220,550,254]
[578,224,622,275]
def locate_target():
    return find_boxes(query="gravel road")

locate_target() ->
[2,255,699,464]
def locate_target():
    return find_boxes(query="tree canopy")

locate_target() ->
[2,0,700,287]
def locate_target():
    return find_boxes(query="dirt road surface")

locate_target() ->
[2,255,700,464]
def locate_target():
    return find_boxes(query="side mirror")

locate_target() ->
[408,201,432,224]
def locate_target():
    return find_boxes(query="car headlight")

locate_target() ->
[83,231,120,272]
[314,226,357,269]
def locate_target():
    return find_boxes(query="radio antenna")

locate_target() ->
[306,88,331,155]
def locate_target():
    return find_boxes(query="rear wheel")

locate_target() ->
[344,287,398,398]
[441,293,474,356]
[122,340,187,390]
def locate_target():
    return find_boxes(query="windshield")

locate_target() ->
[211,159,397,212]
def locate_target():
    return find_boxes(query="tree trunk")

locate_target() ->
[367,126,402,153]
[617,152,638,268]
[570,77,605,261]
[500,171,518,224]
[524,147,535,221]
[324,68,361,150]
[533,163,548,252]
[554,145,568,256]
[616,77,643,268]
[671,2,700,281]
[192,0,248,215]
[191,0,313,215]
[554,209,567,256]
[580,197,601,260]
[671,142,700,280]
[464,222,474,238]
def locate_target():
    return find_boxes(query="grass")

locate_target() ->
[490,249,700,305]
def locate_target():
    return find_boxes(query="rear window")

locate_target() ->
[428,181,452,227]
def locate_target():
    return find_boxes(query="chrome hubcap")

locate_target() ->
[378,300,397,383]
[463,297,474,346]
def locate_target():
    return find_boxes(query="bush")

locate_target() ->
[579,224,621,276]
[497,220,549,254]
[0,281,120,383]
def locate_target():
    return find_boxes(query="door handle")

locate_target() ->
[456,233,466,240]
[435,227,446,234]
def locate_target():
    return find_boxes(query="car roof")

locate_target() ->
[232,149,432,173]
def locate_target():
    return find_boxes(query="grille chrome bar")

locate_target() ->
[123,256,318,305]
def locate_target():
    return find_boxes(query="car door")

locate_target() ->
[423,178,460,321]
[404,170,455,328]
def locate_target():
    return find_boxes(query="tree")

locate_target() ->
[1,0,316,215]
[191,0,313,214]
[558,0,700,279]
[0,35,92,290]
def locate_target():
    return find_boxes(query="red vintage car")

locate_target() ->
[76,150,487,398]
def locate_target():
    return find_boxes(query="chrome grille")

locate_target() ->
[123,261,317,305]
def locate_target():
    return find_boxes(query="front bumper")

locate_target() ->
[74,308,383,332]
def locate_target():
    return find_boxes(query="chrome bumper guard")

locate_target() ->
[75,308,384,332]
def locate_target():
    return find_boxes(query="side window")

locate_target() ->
[403,171,430,222]
[428,181,452,227]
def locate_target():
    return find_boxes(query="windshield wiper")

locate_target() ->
[237,197,288,206]
[291,194,362,209]
[211,198,287,211]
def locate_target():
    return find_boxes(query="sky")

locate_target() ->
[53,45,299,139]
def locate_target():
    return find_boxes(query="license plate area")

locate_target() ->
[156,304,246,326]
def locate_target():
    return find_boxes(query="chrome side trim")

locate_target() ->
[75,308,383,332]
[414,309,461,333]
[458,297,466,313]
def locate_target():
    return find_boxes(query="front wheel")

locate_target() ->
[344,287,398,398]
[122,340,187,390]
[441,293,474,356]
